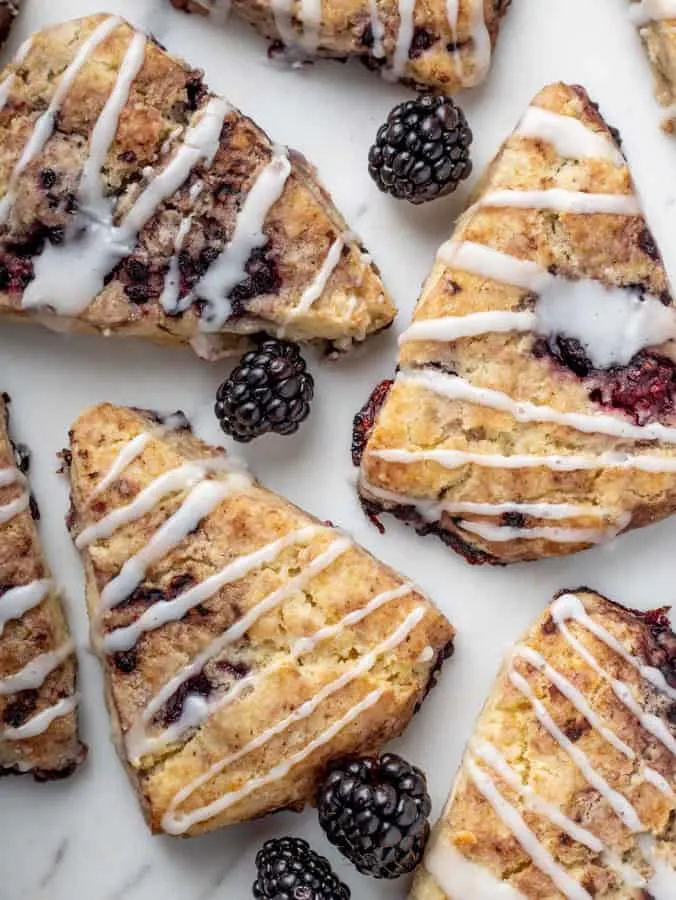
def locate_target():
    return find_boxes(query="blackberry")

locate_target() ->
[368,95,473,204]
[317,753,431,879]
[215,339,314,442]
[253,837,350,900]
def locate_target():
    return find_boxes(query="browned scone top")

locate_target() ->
[357,82,676,565]
[0,15,394,359]
[171,0,511,95]
[629,1,676,132]
[411,588,676,900]
[66,402,454,836]
[0,394,84,779]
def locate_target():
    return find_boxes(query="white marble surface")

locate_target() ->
[1,0,676,897]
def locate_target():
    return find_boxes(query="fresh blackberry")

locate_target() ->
[317,753,431,879]
[368,95,473,204]
[253,837,350,900]
[214,339,314,442]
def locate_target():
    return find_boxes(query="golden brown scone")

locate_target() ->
[356,82,676,566]
[0,394,85,779]
[411,588,676,900]
[0,16,394,359]
[629,1,676,132]
[66,402,454,836]
[170,0,512,95]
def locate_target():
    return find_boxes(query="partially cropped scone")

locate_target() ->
[0,394,84,779]
[411,588,676,900]
[0,16,394,360]
[356,82,676,565]
[66,403,454,836]
[170,0,512,94]
[629,0,676,131]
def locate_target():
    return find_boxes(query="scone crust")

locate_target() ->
[0,395,84,778]
[411,589,676,899]
[630,2,676,131]
[0,15,394,357]
[172,0,511,94]
[358,82,676,564]
[67,403,454,835]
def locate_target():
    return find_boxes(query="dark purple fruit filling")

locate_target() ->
[589,353,676,426]
[228,245,281,314]
[113,650,138,674]
[408,28,436,58]
[3,689,39,728]
[351,379,393,467]
[160,672,212,727]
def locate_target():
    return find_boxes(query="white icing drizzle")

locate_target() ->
[1,694,79,741]
[371,446,676,473]
[0,640,73,695]
[286,233,348,319]
[76,461,231,549]
[368,0,386,58]
[0,491,28,526]
[463,0,492,87]
[159,187,202,314]
[424,838,527,900]
[193,147,291,330]
[642,834,676,899]
[437,239,554,291]
[99,475,248,610]
[508,668,644,831]
[641,766,676,798]
[0,37,33,111]
[402,312,533,345]
[552,594,676,701]
[479,188,640,216]
[0,17,121,225]
[0,579,52,638]
[630,0,676,25]
[0,467,22,488]
[161,605,425,833]
[208,0,232,24]
[466,757,594,900]
[125,535,351,762]
[398,367,676,444]
[103,525,321,652]
[391,0,416,77]
[271,0,299,49]
[23,96,231,316]
[444,0,463,80]
[91,432,153,498]
[299,0,322,53]
[515,107,624,165]
[459,519,616,545]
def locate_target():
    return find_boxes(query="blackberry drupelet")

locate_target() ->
[368,95,473,204]
[317,753,431,878]
[253,837,351,900]
[215,339,314,442]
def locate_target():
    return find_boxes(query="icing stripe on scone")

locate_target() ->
[0,17,121,225]
[0,492,28,526]
[368,0,386,58]
[458,519,617,545]
[371,446,676,473]
[126,577,413,761]
[91,432,154,498]
[23,94,232,317]
[464,0,492,87]
[466,757,595,899]
[0,694,79,741]
[160,181,204,314]
[437,240,554,291]
[0,579,52,638]
[161,605,426,833]
[189,147,291,329]
[0,640,74,695]
[103,525,322,651]
[425,838,528,899]
[391,0,416,77]
[398,368,676,443]
[286,232,352,320]
[508,667,645,831]
[515,107,624,164]
[0,38,33,112]
[479,188,640,216]
[630,0,676,25]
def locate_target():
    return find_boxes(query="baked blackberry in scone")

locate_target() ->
[629,0,676,132]
[0,394,84,780]
[0,16,394,360]
[65,403,454,836]
[170,0,512,95]
[357,82,676,565]
[411,588,676,899]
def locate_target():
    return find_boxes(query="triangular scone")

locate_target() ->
[66,403,454,836]
[411,589,676,900]
[0,395,85,779]
[629,1,676,132]
[356,82,676,565]
[171,0,511,95]
[0,16,394,360]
